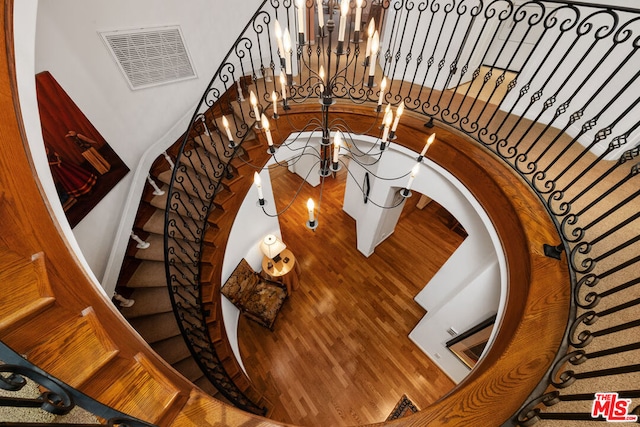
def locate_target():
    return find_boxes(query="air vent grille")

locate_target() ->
[101,26,196,90]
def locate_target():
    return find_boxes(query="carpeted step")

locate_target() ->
[125,260,166,288]
[142,209,205,244]
[151,335,191,365]
[194,376,220,398]
[133,234,202,266]
[128,312,181,344]
[177,146,231,184]
[119,287,173,319]
[172,356,203,383]
[157,167,217,201]
[149,186,208,220]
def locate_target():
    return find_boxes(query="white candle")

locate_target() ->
[406,163,420,190]
[222,116,233,141]
[254,171,264,200]
[307,198,315,222]
[355,0,363,32]
[382,111,392,143]
[274,20,285,59]
[369,31,379,77]
[378,77,387,106]
[250,91,260,120]
[365,18,375,58]
[261,114,273,147]
[421,133,436,157]
[319,65,325,94]
[317,0,324,28]
[333,131,342,163]
[391,103,404,132]
[271,91,278,116]
[283,28,292,74]
[280,73,287,98]
[296,0,305,35]
[338,0,348,42]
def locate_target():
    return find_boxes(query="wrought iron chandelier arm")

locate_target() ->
[260,159,323,217]
[341,160,409,210]
[340,153,413,182]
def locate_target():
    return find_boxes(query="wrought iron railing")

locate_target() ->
[164,0,640,423]
[0,342,155,426]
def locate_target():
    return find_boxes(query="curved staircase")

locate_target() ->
[3,1,639,425]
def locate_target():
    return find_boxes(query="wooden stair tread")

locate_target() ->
[25,307,119,388]
[84,352,185,425]
[169,389,263,427]
[0,250,55,331]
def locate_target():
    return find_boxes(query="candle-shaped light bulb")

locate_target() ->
[378,77,387,106]
[271,91,278,117]
[319,65,326,94]
[222,115,233,141]
[261,114,274,149]
[280,73,287,95]
[391,103,404,132]
[355,0,363,32]
[283,28,292,74]
[254,171,264,200]
[406,163,420,191]
[317,0,324,28]
[296,0,305,35]
[274,20,285,58]
[261,114,270,131]
[307,198,315,223]
[333,131,342,164]
[365,18,376,58]
[250,90,260,120]
[382,110,392,143]
[420,133,436,157]
[338,0,349,42]
[369,31,380,77]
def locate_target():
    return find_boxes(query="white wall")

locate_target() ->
[221,168,281,374]
[33,0,261,288]
[14,0,107,295]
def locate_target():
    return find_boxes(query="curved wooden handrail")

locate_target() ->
[1,2,569,425]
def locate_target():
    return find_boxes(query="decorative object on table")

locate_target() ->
[260,234,286,263]
[221,259,288,330]
[386,394,419,420]
[36,71,129,228]
[261,247,301,294]
[446,314,497,369]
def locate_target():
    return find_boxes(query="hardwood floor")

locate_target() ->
[237,165,465,427]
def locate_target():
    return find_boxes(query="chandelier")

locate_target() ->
[238,0,436,230]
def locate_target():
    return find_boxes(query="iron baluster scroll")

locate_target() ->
[0,341,156,426]
[162,0,640,423]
